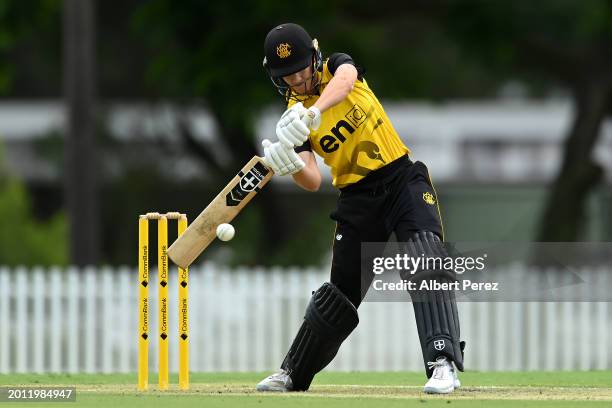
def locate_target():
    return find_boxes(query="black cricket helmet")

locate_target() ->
[263,23,322,100]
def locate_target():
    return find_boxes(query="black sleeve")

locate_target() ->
[295,139,312,153]
[327,52,365,80]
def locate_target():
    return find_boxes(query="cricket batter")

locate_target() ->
[257,23,465,394]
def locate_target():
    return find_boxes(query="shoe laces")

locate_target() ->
[267,371,282,379]
[427,357,450,380]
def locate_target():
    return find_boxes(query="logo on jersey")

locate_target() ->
[319,104,369,154]
[276,43,291,58]
[423,192,436,205]
[345,104,367,128]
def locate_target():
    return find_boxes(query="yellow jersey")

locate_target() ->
[289,53,410,188]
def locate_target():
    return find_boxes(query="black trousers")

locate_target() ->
[280,155,463,386]
[330,155,444,307]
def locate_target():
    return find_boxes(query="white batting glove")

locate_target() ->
[301,106,321,130]
[262,139,305,176]
[288,101,308,117]
[276,103,311,149]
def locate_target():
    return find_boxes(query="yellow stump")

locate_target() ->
[178,215,190,390]
[138,216,149,391]
[138,212,190,391]
[158,216,169,390]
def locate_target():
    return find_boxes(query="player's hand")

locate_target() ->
[262,139,305,176]
[301,106,321,130]
[276,103,310,149]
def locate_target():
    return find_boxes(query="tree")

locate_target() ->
[0,0,62,96]
[439,0,612,241]
[0,144,68,266]
[63,0,99,265]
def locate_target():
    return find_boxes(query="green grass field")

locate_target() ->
[1,371,611,407]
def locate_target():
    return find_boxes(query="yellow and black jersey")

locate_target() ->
[291,53,410,188]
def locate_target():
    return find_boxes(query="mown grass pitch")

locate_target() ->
[1,371,611,407]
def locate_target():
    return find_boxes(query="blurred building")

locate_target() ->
[1,99,610,241]
[2,99,611,183]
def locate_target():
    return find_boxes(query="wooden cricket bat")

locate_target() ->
[167,156,273,268]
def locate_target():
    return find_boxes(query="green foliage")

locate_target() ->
[0,0,62,95]
[0,144,67,266]
[132,0,350,122]
[131,0,503,103]
[0,0,16,93]
[444,0,612,80]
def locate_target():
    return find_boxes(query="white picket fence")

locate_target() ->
[0,264,610,373]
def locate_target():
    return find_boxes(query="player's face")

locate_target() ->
[283,64,315,95]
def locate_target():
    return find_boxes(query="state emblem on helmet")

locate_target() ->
[276,43,291,58]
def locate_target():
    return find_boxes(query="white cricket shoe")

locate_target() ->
[453,366,461,389]
[423,356,458,394]
[256,370,293,392]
